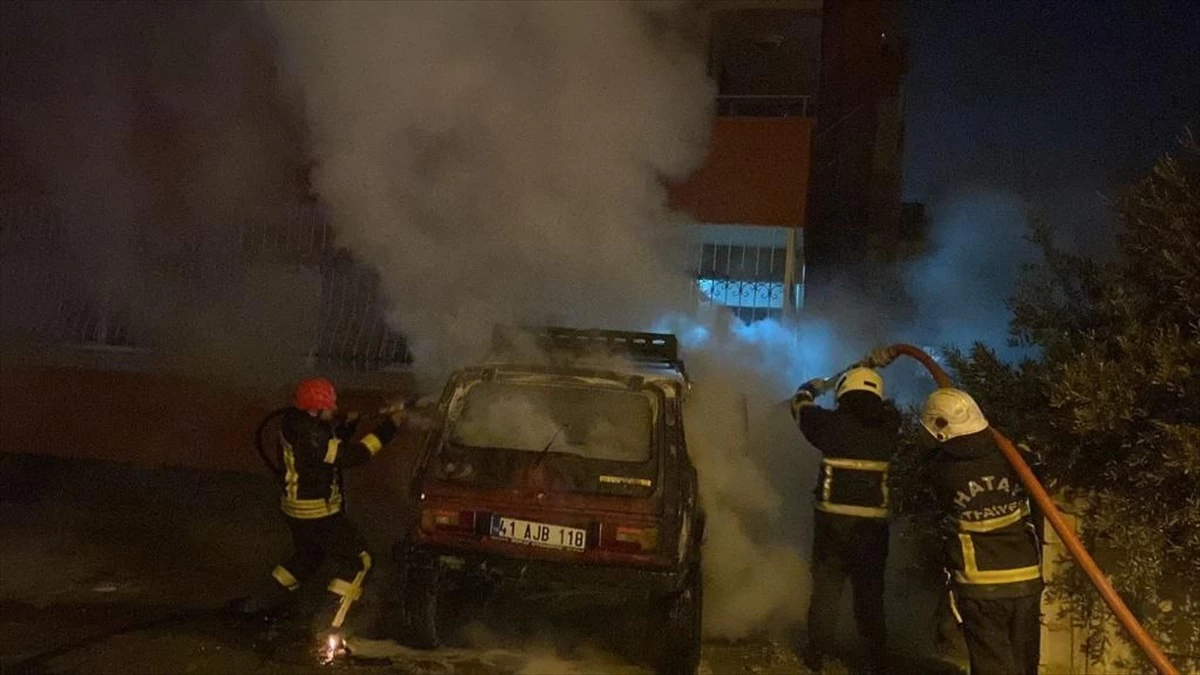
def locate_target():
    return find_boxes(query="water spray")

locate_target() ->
[846,343,1179,675]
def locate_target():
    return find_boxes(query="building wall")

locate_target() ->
[806,0,908,307]
[1040,508,1198,673]
[0,365,420,492]
[674,0,907,315]
[705,2,823,113]
[669,117,813,228]
[0,202,411,373]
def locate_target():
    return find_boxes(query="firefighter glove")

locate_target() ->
[864,346,899,368]
[801,377,830,395]
[384,403,409,426]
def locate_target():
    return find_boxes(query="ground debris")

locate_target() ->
[347,637,649,674]
[701,637,808,674]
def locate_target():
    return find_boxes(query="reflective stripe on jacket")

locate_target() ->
[793,391,900,520]
[815,457,890,518]
[278,408,398,519]
[936,430,1043,598]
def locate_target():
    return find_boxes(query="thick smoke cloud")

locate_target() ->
[0,0,1067,651]
[267,0,1054,644]
[266,0,827,640]
[900,187,1037,364]
[663,312,812,636]
[268,0,712,380]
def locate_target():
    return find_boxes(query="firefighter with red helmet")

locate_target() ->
[792,367,900,674]
[229,377,406,636]
[921,388,1043,675]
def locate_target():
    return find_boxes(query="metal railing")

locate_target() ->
[3,202,806,372]
[716,94,811,118]
[689,223,803,324]
[0,202,412,372]
[312,254,412,372]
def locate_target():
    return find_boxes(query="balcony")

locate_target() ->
[715,94,812,118]
[669,115,814,228]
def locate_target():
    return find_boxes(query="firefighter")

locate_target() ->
[920,388,1042,675]
[230,377,406,637]
[792,367,900,674]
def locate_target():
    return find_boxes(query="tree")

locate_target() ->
[945,138,1200,670]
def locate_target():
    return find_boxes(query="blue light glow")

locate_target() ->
[696,278,785,309]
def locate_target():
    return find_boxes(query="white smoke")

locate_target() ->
[669,314,811,637]
[899,187,1037,364]
[267,0,1058,649]
[265,0,827,640]
[268,0,712,380]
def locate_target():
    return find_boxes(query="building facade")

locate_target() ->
[671,0,908,317]
[1,0,907,372]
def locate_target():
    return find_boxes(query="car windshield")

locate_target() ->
[447,381,655,463]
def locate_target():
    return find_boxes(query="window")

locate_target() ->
[697,278,796,323]
[690,224,804,322]
[448,382,655,463]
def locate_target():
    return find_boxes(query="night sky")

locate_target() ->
[903,0,1200,249]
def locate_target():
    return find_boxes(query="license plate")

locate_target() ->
[489,516,586,552]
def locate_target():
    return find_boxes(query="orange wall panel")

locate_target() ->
[669,117,813,227]
[0,367,420,493]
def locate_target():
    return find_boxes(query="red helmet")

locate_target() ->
[294,377,336,411]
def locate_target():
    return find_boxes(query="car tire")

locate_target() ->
[375,566,407,641]
[656,557,703,675]
[399,560,442,649]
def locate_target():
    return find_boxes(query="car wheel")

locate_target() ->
[399,561,441,649]
[375,566,407,641]
[656,557,703,675]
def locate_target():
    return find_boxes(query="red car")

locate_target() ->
[392,327,705,674]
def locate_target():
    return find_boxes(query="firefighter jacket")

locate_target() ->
[277,408,399,520]
[935,429,1043,599]
[794,391,901,519]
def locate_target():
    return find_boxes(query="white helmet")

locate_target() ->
[835,367,884,400]
[921,388,989,441]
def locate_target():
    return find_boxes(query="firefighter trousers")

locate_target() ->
[262,511,373,630]
[805,511,889,673]
[956,593,1041,675]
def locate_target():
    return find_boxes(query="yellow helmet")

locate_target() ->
[835,367,884,400]
[921,388,989,441]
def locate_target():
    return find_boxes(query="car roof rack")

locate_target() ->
[492,325,679,365]
[489,325,691,397]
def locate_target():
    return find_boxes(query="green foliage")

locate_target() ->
[944,140,1200,669]
[887,411,945,578]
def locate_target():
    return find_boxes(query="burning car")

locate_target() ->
[392,326,704,674]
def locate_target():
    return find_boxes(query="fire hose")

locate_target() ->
[854,343,1178,675]
[254,399,417,477]
[255,407,288,476]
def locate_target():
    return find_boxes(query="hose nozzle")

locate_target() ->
[859,346,902,369]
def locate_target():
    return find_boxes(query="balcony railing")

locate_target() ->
[716,95,811,118]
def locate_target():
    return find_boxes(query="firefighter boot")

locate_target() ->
[226,565,301,618]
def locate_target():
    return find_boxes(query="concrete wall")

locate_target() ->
[1039,510,1136,673]
[0,366,422,495]
[669,117,814,227]
[1039,509,1196,673]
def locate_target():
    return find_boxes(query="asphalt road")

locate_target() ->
[0,453,809,675]
[0,453,963,675]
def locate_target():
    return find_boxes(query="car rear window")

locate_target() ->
[448,382,654,463]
